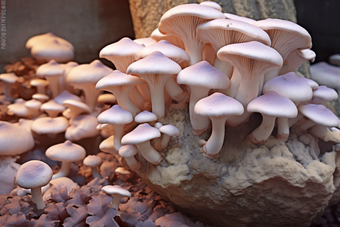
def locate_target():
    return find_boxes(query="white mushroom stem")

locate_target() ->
[165,77,186,102]
[52,161,71,179]
[129,86,146,110]
[276,117,290,141]
[148,80,167,120]
[114,124,125,151]
[45,75,61,98]
[214,58,233,79]
[115,89,141,117]
[189,87,211,135]
[288,112,304,127]
[203,116,228,158]
[31,187,45,210]
[110,194,125,210]
[78,85,100,112]
[299,119,317,131]
[137,141,161,165]
[160,135,172,149]
[91,167,101,179]
[186,41,204,66]
[124,157,140,170]
[249,115,276,144]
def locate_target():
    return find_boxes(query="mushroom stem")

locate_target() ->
[110,194,124,210]
[31,187,45,209]
[80,85,100,112]
[276,117,290,141]
[160,135,171,149]
[214,58,233,79]
[125,157,140,170]
[189,88,211,135]
[149,82,167,120]
[52,161,71,179]
[114,125,125,151]
[203,117,227,158]
[45,75,61,98]
[299,119,316,131]
[165,77,186,102]
[249,115,276,144]
[137,141,161,165]
[91,167,101,179]
[129,86,146,110]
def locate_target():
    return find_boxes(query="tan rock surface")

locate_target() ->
[133,105,340,227]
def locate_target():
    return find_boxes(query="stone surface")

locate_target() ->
[128,0,297,39]
[133,105,340,227]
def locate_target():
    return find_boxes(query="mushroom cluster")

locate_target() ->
[0,1,340,227]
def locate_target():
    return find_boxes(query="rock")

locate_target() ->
[134,105,340,227]
[128,0,297,39]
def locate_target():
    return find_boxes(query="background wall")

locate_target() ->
[294,0,340,63]
[0,0,135,72]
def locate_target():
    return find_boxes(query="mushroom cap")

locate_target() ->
[217,41,283,69]
[194,92,244,117]
[127,51,182,75]
[159,3,225,35]
[32,93,50,101]
[197,19,271,51]
[298,104,339,127]
[134,110,158,123]
[41,100,66,112]
[31,116,69,135]
[101,185,131,197]
[136,40,190,64]
[66,60,113,85]
[159,124,181,137]
[16,160,53,189]
[0,121,34,155]
[36,60,64,77]
[301,77,319,91]
[83,155,102,167]
[115,167,131,175]
[96,70,144,90]
[119,144,139,157]
[177,61,229,89]
[133,37,157,47]
[54,90,82,105]
[25,99,42,109]
[97,105,133,125]
[7,99,29,117]
[65,114,100,141]
[0,72,18,84]
[313,86,338,102]
[26,32,73,50]
[247,91,298,118]
[46,140,86,162]
[263,72,313,103]
[99,37,145,58]
[297,49,316,61]
[62,99,91,115]
[121,123,161,145]
[200,1,222,11]
[30,78,49,87]
[31,39,74,63]
[224,13,256,24]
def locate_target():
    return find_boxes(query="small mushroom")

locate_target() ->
[118,145,140,170]
[155,124,181,151]
[101,185,131,210]
[115,167,131,182]
[45,140,86,179]
[83,155,102,179]
[16,160,53,209]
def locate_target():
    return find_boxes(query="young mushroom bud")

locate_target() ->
[83,155,103,179]
[101,185,131,210]
[119,144,140,170]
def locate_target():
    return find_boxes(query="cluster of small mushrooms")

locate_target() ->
[1,0,340,226]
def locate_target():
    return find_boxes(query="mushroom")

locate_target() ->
[121,123,161,165]
[26,32,73,50]
[253,18,312,83]
[96,70,144,116]
[101,185,131,210]
[31,116,69,138]
[177,61,230,135]
[30,78,49,95]
[224,13,256,24]
[31,39,74,63]
[7,98,29,117]
[40,100,66,117]
[133,37,157,46]
[62,99,91,120]
[134,110,158,124]
[99,135,117,155]
[119,144,140,170]
[200,1,222,11]
[83,155,102,179]
[115,167,131,182]
[97,105,133,150]
[45,140,86,179]
[217,41,283,126]
[65,114,100,141]
[54,90,82,105]
[66,60,113,111]
[158,3,225,65]
[310,62,340,93]
[247,91,298,144]
[36,60,64,98]
[127,51,182,120]
[0,72,18,97]
[16,160,53,209]
[197,19,271,77]
[279,49,316,75]
[150,28,185,50]
[155,124,181,151]
[25,99,42,119]
[194,92,244,158]
[311,85,338,104]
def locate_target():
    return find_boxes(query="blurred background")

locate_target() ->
[0,0,339,72]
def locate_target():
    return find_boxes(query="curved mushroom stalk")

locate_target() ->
[52,161,71,180]
[137,141,162,165]
[249,115,276,144]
